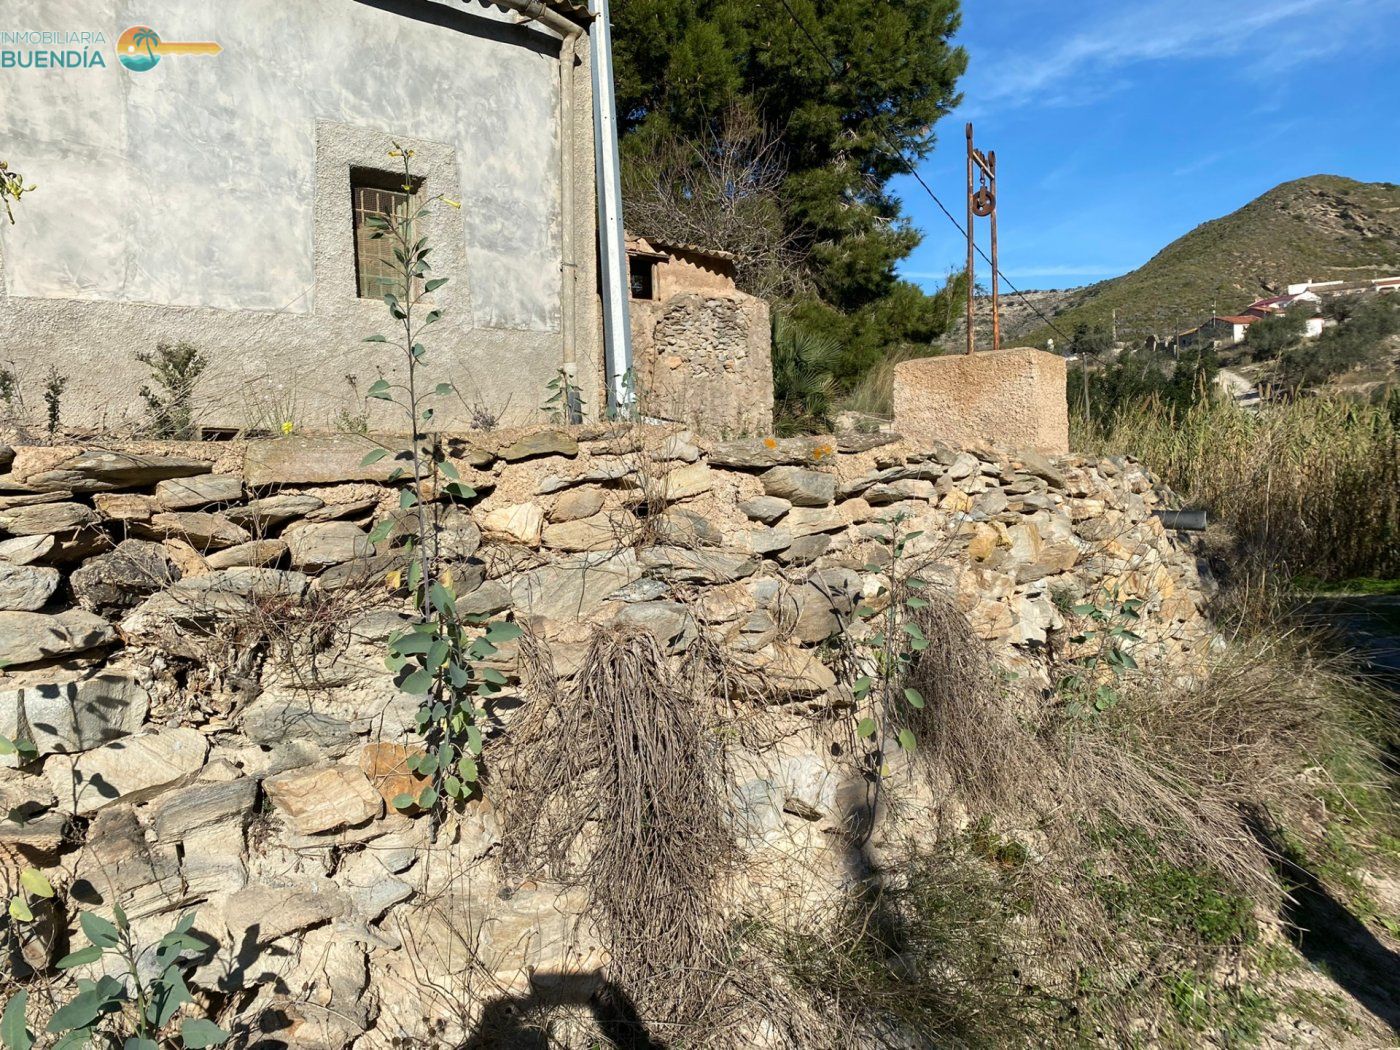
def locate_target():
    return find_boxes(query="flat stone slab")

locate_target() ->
[760,466,835,507]
[284,521,374,571]
[709,436,836,470]
[46,727,209,815]
[0,501,101,535]
[0,609,117,667]
[0,563,61,611]
[496,429,578,462]
[154,473,243,509]
[0,669,149,759]
[264,763,382,835]
[244,435,415,487]
[21,450,212,493]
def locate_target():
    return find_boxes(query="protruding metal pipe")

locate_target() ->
[1153,509,1209,532]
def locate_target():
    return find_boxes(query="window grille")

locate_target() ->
[352,176,417,300]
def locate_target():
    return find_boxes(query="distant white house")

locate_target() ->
[1246,290,1321,317]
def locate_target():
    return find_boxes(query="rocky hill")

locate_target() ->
[1016,175,1400,347]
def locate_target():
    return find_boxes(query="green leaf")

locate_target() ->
[485,621,523,644]
[481,667,508,686]
[1071,603,1097,616]
[465,725,484,755]
[113,901,128,931]
[51,1031,96,1050]
[125,1039,158,1050]
[418,786,439,810]
[46,990,101,1034]
[897,729,917,752]
[180,1018,230,1048]
[903,688,926,710]
[424,277,448,293]
[433,382,453,396]
[443,774,464,798]
[367,379,393,401]
[392,793,415,810]
[367,519,395,545]
[79,910,119,947]
[856,718,878,739]
[458,756,479,782]
[400,667,435,695]
[398,489,418,510]
[426,639,450,669]
[8,895,32,922]
[0,735,14,756]
[1,989,31,1050]
[445,481,477,501]
[19,868,52,899]
[851,676,873,699]
[904,596,929,609]
[363,334,388,343]
[389,632,435,656]
[902,622,926,641]
[429,582,456,618]
[150,969,192,1027]
[360,447,389,466]
[55,945,103,970]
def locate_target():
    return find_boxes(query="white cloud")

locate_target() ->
[960,0,1369,114]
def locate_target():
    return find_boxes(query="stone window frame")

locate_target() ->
[312,121,469,325]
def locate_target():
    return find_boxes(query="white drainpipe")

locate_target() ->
[496,0,630,419]
[588,0,634,416]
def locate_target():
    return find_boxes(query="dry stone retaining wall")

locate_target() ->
[0,425,1215,1046]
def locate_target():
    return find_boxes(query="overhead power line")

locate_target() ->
[773,0,1074,345]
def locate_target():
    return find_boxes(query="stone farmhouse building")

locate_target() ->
[625,236,773,436]
[0,0,613,432]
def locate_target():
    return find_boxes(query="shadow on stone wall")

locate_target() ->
[458,972,665,1049]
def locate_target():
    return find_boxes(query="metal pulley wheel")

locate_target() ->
[972,185,995,217]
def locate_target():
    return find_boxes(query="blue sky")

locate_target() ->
[895,0,1400,293]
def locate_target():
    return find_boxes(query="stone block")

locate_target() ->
[893,347,1068,454]
[46,728,209,815]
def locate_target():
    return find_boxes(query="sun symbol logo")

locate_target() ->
[117,25,161,71]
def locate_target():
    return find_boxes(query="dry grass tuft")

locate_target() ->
[496,625,736,1027]
[900,592,1050,813]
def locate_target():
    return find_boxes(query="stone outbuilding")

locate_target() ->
[625,235,773,436]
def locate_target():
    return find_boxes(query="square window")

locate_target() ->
[351,169,421,300]
[629,256,656,300]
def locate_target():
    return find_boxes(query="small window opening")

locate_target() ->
[352,168,423,299]
[629,256,656,300]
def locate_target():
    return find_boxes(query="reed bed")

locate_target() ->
[1075,392,1399,580]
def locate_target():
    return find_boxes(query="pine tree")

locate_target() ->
[613,0,967,383]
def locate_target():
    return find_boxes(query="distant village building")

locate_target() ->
[0,0,610,431]
[625,235,773,435]
[1184,315,1260,348]
[1245,291,1322,317]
